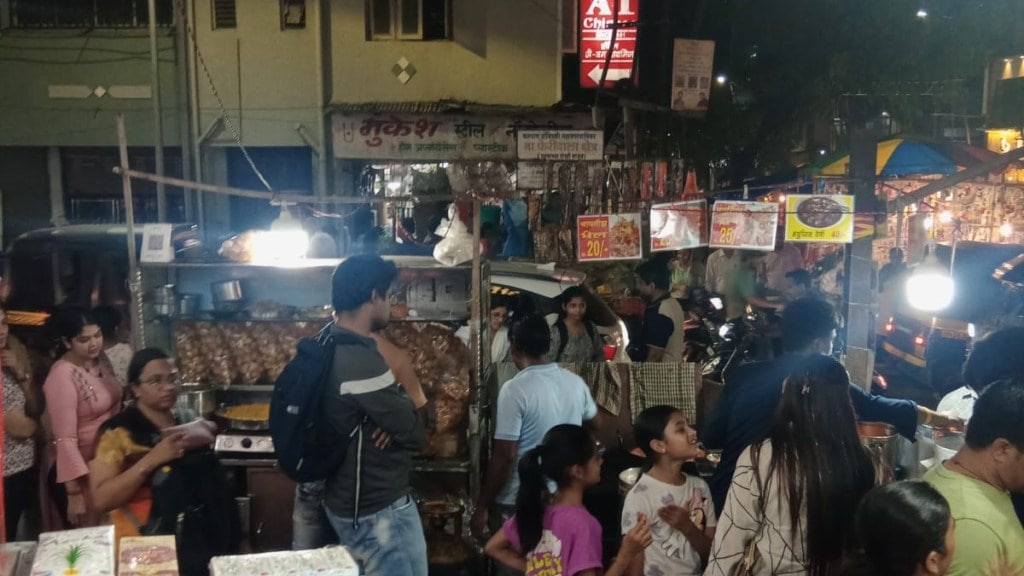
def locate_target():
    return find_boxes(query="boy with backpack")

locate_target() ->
[273,255,430,575]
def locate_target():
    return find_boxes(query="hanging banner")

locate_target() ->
[651,199,708,251]
[332,113,592,160]
[579,0,639,88]
[517,130,604,161]
[709,201,779,251]
[671,39,715,114]
[784,195,855,243]
[577,213,643,261]
[655,161,668,198]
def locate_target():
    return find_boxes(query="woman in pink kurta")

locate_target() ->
[42,307,122,528]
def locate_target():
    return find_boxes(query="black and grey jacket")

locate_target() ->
[321,326,426,520]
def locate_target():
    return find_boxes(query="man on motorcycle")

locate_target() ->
[701,297,964,515]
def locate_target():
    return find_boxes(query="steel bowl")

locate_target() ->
[211,279,245,303]
[175,385,216,418]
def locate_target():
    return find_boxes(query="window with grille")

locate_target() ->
[212,0,236,29]
[367,0,449,41]
[9,0,173,28]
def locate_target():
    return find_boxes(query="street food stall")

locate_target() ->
[136,256,485,560]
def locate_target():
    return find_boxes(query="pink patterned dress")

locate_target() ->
[42,357,123,528]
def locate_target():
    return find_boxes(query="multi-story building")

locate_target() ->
[0,0,571,243]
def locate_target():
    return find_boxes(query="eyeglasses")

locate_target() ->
[140,373,181,389]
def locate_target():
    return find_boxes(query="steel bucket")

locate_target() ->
[858,421,900,484]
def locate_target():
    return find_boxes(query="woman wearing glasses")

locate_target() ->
[88,349,237,573]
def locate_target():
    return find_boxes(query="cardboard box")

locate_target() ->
[118,536,179,576]
[31,526,115,576]
[210,547,358,576]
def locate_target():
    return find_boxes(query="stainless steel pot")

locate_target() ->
[176,385,216,418]
[211,280,245,303]
[154,285,177,317]
[177,293,201,317]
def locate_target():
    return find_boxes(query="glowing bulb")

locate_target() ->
[255,205,310,263]
[916,7,928,18]
[778,194,786,203]
[939,211,953,224]
[906,256,954,312]
[715,74,728,85]
[923,215,934,230]
[1000,222,1014,237]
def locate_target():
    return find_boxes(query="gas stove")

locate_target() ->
[215,432,275,455]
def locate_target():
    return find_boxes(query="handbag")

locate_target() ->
[729,463,769,576]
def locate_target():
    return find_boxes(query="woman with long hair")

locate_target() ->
[707,354,876,576]
[42,306,122,528]
[484,424,652,576]
[549,286,603,363]
[0,303,42,539]
[841,481,955,576]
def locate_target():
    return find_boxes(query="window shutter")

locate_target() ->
[212,0,237,29]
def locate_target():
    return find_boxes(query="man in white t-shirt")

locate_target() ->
[470,314,598,546]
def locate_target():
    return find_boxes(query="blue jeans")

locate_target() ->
[324,494,428,576]
[292,481,339,550]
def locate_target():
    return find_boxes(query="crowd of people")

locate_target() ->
[0,303,237,574]
[3,249,1023,576]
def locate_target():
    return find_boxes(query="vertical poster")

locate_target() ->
[577,213,643,261]
[671,39,715,114]
[784,195,855,243]
[655,161,668,198]
[709,201,779,251]
[650,199,708,251]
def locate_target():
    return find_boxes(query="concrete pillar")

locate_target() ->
[46,147,67,226]
[844,127,879,391]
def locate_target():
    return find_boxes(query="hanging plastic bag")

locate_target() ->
[433,204,476,266]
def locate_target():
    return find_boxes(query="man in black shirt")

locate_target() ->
[634,260,687,362]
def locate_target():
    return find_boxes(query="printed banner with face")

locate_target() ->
[709,201,779,251]
[650,199,708,251]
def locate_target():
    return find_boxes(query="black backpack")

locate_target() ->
[553,319,596,362]
[270,324,348,482]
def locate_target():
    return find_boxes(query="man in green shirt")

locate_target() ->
[924,379,1024,576]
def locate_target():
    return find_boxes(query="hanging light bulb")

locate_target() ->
[923,215,934,231]
[253,204,309,263]
[1000,222,1014,237]
[939,211,954,224]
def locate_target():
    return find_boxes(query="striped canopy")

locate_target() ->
[814,139,997,177]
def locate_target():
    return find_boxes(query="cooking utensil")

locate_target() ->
[176,385,216,417]
[177,294,201,318]
[211,279,245,303]
[215,405,271,431]
[154,284,177,317]
[618,466,642,495]
[858,421,900,484]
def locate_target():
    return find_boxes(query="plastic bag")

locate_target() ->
[433,204,476,266]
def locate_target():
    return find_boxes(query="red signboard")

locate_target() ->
[577,213,642,261]
[579,0,638,88]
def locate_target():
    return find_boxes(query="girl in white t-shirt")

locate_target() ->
[622,405,716,576]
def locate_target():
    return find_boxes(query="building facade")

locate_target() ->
[0,0,566,243]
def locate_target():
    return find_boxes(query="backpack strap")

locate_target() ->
[555,320,569,361]
[555,320,596,362]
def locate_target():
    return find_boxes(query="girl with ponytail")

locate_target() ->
[484,424,652,576]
